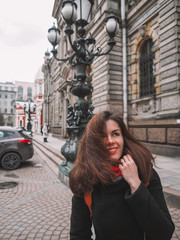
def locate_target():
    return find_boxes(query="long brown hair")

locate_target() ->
[69,111,154,197]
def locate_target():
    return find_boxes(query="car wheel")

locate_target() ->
[1,153,21,170]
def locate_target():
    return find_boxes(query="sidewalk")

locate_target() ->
[33,133,66,153]
[33,133,180,207]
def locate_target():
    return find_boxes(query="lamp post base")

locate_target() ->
[59,160,73,176]
[61,125,86,162]
[59,161,73,186]
[59,125,86,185]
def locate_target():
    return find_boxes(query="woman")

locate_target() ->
[42,123,48,142]
[69,111,175,240]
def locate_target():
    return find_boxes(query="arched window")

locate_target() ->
[18,86,23,100]
[27,87,32,98]
[140,39,155,97]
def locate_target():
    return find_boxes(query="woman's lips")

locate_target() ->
[108,148,117,154]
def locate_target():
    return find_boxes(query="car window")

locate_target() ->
[0,131,4,139]
[19,130,32,139]
[5,131,15,137]
[0,130,15,139]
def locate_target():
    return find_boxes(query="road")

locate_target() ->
[0,147,180,239]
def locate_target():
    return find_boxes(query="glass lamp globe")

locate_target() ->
[75,0,94,27]
[61,0,77,24]
[106,13,118,38]
[47,23,60,47]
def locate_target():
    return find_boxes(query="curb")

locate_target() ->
[163,187,180,210]
[33,138,64,161]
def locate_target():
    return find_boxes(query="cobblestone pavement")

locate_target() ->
[0,150,180,239]
[171,208,180,240]
[0,152,72,240]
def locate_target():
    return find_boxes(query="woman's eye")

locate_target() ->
[113,132,120,136]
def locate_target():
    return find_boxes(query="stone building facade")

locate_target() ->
[43,0,122,138]
[33,68,44,134]
[0,82,16,126]
[42,50,75,138]
[127,0,180,156]
[44,0,180,157]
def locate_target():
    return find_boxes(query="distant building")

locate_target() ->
[15,101,36,130]
[15,81,35,101]
[0,82,16,126]
[14,72,44,133]
[33,68,44,134]
[14,81,36,129]
[15,101,25,128]
[0,77,44,130]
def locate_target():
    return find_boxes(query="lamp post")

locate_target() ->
[24,98,36,133]
[47,0,118,176]
[43,50,51,128]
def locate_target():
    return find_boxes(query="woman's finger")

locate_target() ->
[126,154,134,162]
[123,155,131,162]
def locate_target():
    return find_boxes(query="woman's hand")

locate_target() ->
[119,154,141,194]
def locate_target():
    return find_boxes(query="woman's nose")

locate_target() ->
[106,135,114,144]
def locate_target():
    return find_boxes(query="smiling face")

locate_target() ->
[103,119,124,163]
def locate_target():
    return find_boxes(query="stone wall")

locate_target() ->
[89,0,123,113]
[129,119,180,157]
[158,0,180,117]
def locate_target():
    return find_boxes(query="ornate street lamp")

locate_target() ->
[47,0,119,176]
[24,98,36,133]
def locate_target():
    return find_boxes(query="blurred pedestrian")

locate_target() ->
[69,110,175,240]
[42,123,48,142]
[41,125,43,135]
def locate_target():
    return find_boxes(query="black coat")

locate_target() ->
[70,169,174,240]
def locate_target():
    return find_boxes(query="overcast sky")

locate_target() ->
[0,0,55,83]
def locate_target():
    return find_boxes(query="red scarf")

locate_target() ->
[112,166,122,179]
[112,166,150,186]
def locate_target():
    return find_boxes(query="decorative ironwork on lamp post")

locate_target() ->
[47,0,119,176]
[24,98,36,133]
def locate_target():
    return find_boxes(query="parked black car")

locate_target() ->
[0,126,34,170]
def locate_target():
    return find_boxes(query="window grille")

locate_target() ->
[140,39,155,97]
